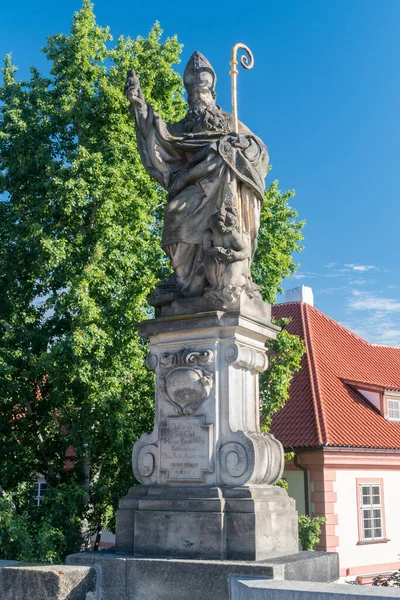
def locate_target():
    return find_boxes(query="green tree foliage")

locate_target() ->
[298,515,326,551]
[0,1,304,561]
[0,484,85,563]
[0,1,185,558]
[254,182,305,433]
[260,318,306,432]
[253,181,304,304]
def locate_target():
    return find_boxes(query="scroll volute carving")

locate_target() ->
[225,343,268,373]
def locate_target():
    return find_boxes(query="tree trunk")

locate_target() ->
[80,443,92,551]
[93,523,102,551]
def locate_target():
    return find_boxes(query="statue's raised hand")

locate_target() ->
[125,69,144,107]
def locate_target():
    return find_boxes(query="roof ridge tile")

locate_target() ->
[302,303,330,445]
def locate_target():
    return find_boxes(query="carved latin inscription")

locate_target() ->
[160,416,213,482]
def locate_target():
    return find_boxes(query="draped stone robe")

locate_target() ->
[133,103,269,298]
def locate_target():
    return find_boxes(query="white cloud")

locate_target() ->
[343,292,400,346]
[324,262,338,268]
[348,290,400,312]
[375,330,400,345]
[344,264,378,272]
[292,271,320,280]
[341,310,400,346]
[318,286,349,295]
[348,279,375,286]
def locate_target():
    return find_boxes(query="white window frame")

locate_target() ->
[387,397,400,422]
[359,483,384,542]
[33,480,48,507]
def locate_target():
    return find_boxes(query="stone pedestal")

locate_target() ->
[116,485,298,561]
[115,300,299,561]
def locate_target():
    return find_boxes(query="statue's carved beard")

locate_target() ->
[184,104,230,133]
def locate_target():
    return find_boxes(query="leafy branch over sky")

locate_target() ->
[0,0,304,560]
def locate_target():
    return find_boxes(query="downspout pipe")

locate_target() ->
[291,448,310,517]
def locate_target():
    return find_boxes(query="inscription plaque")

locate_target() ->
[160,416,213,482]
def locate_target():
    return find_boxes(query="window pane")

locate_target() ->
[373,507,382,534]
[364,528,373,539]
[361,486,371,505]
[363,516,372,529]
[388,399,400,420]
[363,509,372,520]
[371,486,381,505]
[39,483,48,496]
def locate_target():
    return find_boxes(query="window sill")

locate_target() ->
[357,538,390,546]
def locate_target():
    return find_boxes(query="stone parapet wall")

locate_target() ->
[67,550,339,600]
[0,563,100,600]
[230,578,400,600]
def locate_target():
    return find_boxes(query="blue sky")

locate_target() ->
[2,0,400,345]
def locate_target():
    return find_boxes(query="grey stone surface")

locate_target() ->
[130,311,283,490]
[134,509,224,559]
[116,307,298,561]
[135,302,277,339]
[230,578,400,600]
[125,51,269,309]
[156,290,275,321]
[67,554,127,600]
[67,551,339,600]
[263,551,340,583]
[0,560,20,567]
[116,485,298,560]
[0,564,100,600]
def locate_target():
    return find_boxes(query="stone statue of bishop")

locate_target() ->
[125,51,269,310]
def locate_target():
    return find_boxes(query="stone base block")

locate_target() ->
[0,565,100,600]
[66,551,339,600]
[155,293,274,323]
[115,485,299,561]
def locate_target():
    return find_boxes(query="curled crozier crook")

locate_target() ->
[234,43,254,70]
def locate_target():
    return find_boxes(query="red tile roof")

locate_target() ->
[270,302,400,449]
